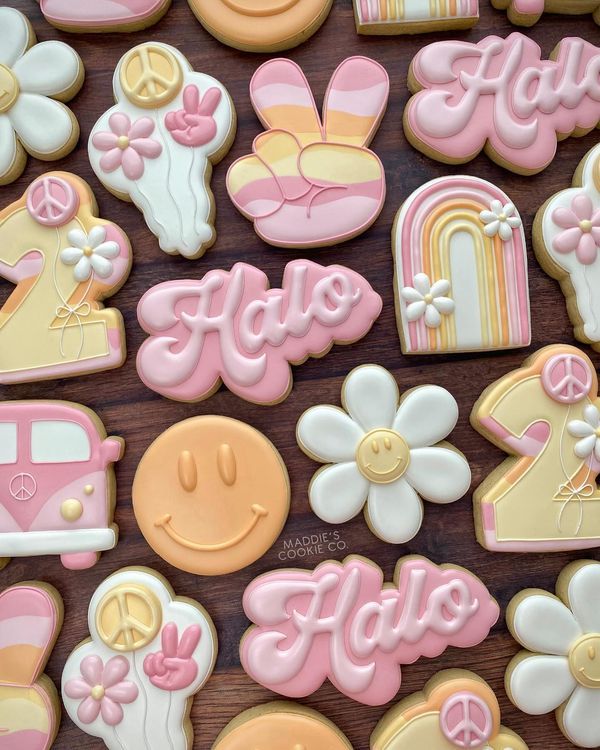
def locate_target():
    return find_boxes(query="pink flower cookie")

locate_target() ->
[241,556,499,706]
[493,0,600,26]
[0,582,63,750]
[38,0,171,32]
[227,57,388,248]
[354,0,479,34]
[136,260,382,404]
[89,43,236,259]
[62,567,217,750]
[404,33,600,175]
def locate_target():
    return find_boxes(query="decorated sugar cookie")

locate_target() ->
[372,670,527,750]
[213,703,352,750]
[493,0,600,26]
[354,0,479,34]
[471,344,600,552]
[297,365,471,544]
[227,57,388,248]
[404,33,600,175]
[38,0,171,32]
[241,556,499,706]
[0,173,131,383]
[89,42,235,259]
[0,400,124,571]
[0,582,63,750]
[394,176,530,354]
[132,416,290,576]
[188,0,334,52]
[0,7,84,185]
[506,560,600,748]
[62,567,217,750]
[136,260,382,404]
[534,144,600,350]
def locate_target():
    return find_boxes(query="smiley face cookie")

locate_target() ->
[0,7,84,185]
[506,560,600,748]
[38,0,171,32]
[62,567,216,750]
[132,417,290,575]
[89,42,235,259]
[213,703,352,750]
[372,670,527,750]
[188,0,334,52]
[493,0,600,26]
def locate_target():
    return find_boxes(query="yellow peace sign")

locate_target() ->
[95,583,162,652]
[120,44,183,109]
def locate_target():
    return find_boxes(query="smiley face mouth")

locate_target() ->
[366,458,404,476]
[154,504,268,552]
[579,667,600,683]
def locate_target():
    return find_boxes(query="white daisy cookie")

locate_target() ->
[0,7,84,185]
[296,364,471,544]
[506,560,600,748]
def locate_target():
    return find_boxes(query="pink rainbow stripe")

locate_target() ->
[0,730,50,750]
[0,616,54,649]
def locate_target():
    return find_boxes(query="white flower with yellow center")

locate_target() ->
[296,364,471,544]
[568,405,600,461]
[60,227,120,282]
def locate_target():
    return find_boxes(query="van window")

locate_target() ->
[31,421,91,463]
[0,422,17,464]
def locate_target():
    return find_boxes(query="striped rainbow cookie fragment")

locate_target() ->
[492,0,600,26]
[0,582,63,750]
[227,56,388,249]
[354,0,479,34]
[394,175,531,355]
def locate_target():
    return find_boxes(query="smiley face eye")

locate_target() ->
[589,646,597,660]
[178,450,197,493]
[218,443,237,486]
[384,436,391,450]
[371,440,379,454]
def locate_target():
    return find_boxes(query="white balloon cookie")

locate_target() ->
[506,560,600,748]
[89,42,236,259]
[62,567,217,750]
[0,7,84,185]
[296,364,471,544]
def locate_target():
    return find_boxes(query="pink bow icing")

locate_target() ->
[143,622,201,691]
[165,85,222,147]
[92,112,162,180]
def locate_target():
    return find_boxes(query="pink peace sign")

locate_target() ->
[142,621,201,691]
[541,354,593,404]
[26,175,79,227]
[440,692,493,748]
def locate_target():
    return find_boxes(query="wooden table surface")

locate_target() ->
[2,0,600,747]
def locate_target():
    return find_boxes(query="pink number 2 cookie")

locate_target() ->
[38,0,172,32]
[493,0,600,26]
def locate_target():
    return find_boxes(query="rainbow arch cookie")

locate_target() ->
[394,175,530,355]
[493,0,600,26]
[354,0,479,34]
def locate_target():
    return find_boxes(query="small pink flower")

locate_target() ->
[92,112,162,180]
[552,192,600,265]
[165,85,222,147]
[64,655,138,726]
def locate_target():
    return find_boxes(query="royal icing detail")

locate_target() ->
[297,365,471,544]
[38,0,171,31]
[188,0,334,52]
[241,556,499,706]
[62,567,216,750]
[0,401,123,571]
[0,582,63,750]
[0,7,83,186]
[213,703,352,750]
[132,416,290,576]
[372,670,528,750]
[506,560,600,748]
[394,176,531,355]
[404,33,600,175]
[227,57,388,248]
[0,173,131,383]
[89,42,235,259]
[471,344,600,552]
[493,0,600,26]
[353,0,479,34]
[535,143,600,350]
[136,260,382,404]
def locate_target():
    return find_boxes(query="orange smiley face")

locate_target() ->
[132,416,290,575]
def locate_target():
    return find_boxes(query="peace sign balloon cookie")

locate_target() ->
[89,42,236,259]
[371,670,527,750]
[38,0,171,33]
[62,567,217,750]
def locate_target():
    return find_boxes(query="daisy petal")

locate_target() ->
[87,225,107,249]
[572,193,593,221]
[102,656,129,688]
[394,385,458,449]
[568,420,596,438]
[77,695,101,725]
[577,232,598,265]
[511,594,581,655]
[121,148,144,180]
[366,478,423,543]
[405,447,471,504]
[562,686,600,748]
[92,132,118,151]
[80,656,103,687]
[67,228,88,250]
[63,678,91,699]
[60,247,84,265]
[108,112,131,137]
[90,254,114,278]
[12,41,81,97]
[94,241,120,259]
[309,463,369,524]
[507,216,522,228]
[0,7,31,68]
[483,220,500,237]
[9,94,75,155]
[508,655,575,714]
[490,199,503,215]
[343,365,398,431]
[552,207,579,229]
[433,297,455,315]
[0,114,17,182]
[128,117,155,140]
[401,287,424,304]
[479,210,497,224]
[503,202,516,217]
[575,434,597,459]
[130,138,162,158]
[585,405,600,428]
[74,257,92,282]
[406,300,427,321]
[424,305,441,328]
[430,279,450,297]
[499,222,514,241]
[99,148,124,173]
[100,696,124,726]
[413,273,431,296]
[297,405,363,462]
[553,227,583,253]
[567,562,600,634]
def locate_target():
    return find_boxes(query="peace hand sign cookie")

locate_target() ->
[227,56,388,249]
[62,567,217,750]
[38,0,171,32]
[89,42,236,259]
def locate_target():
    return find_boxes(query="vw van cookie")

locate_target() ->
[0,401,123,570]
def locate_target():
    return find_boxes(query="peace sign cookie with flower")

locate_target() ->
[296,364,471,544]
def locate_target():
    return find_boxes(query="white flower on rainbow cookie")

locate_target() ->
[60,227,120,282]
[296,365,471,544]
[480,199,522,240]
[401,273,455,328]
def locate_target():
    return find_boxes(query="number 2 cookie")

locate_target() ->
[89,42,236,259]
[372,670,527,750]
[38,0,171,32]
[354,0,479,35]
[62,567,217,750]
[493,0,600,26]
